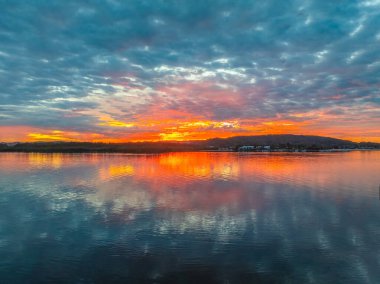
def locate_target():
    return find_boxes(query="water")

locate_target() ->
[0,151,379,283]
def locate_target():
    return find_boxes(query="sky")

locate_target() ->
[0,0,379,143]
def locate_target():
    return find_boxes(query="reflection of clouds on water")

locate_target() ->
[153,209,253,242]
[0,152,380,282]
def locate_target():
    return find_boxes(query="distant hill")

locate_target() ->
[203,134,358,149]
[0,134,379,153]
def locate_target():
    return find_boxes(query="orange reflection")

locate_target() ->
[99,164,135,180]
[0,153,107,171]
[94,153,315,213]
[28,153,64,169]
[157,152,240,180]
[1,152,380,215]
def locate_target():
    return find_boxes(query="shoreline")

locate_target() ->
[0,149,378,154]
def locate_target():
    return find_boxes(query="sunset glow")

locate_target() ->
[1,1,379,143]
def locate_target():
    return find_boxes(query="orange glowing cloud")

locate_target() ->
[98,116,135,128]
[28,130,77,142]
[26,129,104,142]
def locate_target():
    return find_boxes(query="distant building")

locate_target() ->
[238,146,256,151]
[238,145,271,152]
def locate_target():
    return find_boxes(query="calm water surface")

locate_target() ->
[0,151,379,283]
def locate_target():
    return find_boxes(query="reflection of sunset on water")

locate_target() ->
[18,152,378,217]
[27,153,64,169]
[1,152,379,215]
[99,164,135,180]
[93,152,379,192]
[2,152,379,194]
[96,152,310,185]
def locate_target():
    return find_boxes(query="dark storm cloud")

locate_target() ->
[0,0,379,134]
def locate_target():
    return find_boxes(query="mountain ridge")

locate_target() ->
[203,134,357,148]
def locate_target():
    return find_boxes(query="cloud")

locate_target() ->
[0,0,379,141]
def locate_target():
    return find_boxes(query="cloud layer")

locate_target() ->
[0,0,379,141]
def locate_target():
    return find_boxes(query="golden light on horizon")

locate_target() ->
[28,131,77,142]
[1,113,379,143]
[159,131,191,141]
